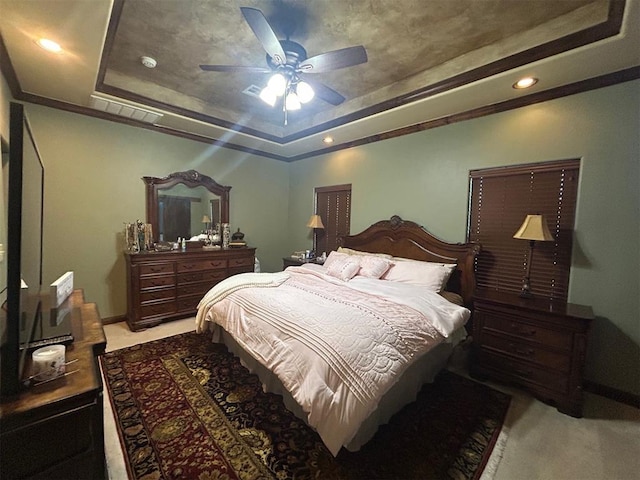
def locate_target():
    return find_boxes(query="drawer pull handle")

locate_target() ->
[509,344,535,356]
[510,323,536,336]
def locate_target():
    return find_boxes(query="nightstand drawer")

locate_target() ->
[478,349,568,393]
[480,311,571,351]
[482,330,570,372]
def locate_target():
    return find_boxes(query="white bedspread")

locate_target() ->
[196,265,470,455]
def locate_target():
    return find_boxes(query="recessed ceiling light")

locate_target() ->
[323,136,334,144]
[36,38,62,54]
[513,77,538,89]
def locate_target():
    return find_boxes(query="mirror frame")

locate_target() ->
[143,170,230,242]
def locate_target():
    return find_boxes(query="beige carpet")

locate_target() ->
[102,318,640,480]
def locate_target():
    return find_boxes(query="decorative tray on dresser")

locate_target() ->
[125,247,255,331]
[471,289,594,417]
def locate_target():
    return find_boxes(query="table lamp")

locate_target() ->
[513,214,555,297]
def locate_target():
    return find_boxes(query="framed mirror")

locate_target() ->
[143,170,230,243]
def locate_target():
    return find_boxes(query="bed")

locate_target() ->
[196,215,480,456]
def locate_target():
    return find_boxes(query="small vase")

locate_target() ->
[222,223,230,248]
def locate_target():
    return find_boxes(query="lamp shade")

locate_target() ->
[201,215,211,224]
[513,214,554,241]
[306,214,324,229]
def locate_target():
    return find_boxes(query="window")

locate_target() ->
[468,159,580,301]
[314,184,352,255]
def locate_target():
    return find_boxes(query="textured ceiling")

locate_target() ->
[102,0,605,137]
[0,0,637,160]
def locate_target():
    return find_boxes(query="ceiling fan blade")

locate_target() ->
[240,7,287,66]
[200,64,271,73]
[304,79,346,106]
[298,46,367,73]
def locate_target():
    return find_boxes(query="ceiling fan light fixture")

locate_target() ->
[285,92,301,111]
[296,81,315,103]
[259,87,277,107]
[267,73,287,96]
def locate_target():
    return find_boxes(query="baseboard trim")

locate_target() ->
[102,315,127,325]
[584,380,640,409]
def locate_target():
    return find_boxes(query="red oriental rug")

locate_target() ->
[101,332,511,479]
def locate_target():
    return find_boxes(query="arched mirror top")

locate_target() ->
[143,170,230,243]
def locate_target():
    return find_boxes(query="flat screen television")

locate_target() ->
[0,102,71,398]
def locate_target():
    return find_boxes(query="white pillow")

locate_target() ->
[382,258,456,291]
[325,252,361,281]
[337,247,393,259]
[358,255,392,279]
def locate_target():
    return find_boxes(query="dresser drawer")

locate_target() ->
[177,269,227,285]
[177,295,200,312]
[139,262,174,276]
[478,349,568,393]
[140,275,175,289]
[177,259,227,273]
[178,282,215,298]
[140,300,176,319]
[228,255,254,268]
[479,311,571,351]
[482,330,570,372]
[140,287,176,304]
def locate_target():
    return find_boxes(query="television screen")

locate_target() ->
[0,102,45,396]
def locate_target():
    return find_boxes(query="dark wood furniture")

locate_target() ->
[282,256,324,269]
[340,215,480,307]
[471,289,594,417]
[0,290,106,479]
[143,170,230,243]
[126,247,256,331]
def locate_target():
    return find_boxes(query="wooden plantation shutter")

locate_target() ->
[314,184,351,255]
[468,159,580,301]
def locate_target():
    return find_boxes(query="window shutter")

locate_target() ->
[315,184,351,255]
[468,159,580,301]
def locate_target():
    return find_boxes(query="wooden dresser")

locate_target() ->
[471,289,594,417]
[125,247,256,331]
[0,290,106,479]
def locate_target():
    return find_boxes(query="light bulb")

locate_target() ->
[36,38,62,53]
[285,92,301,111]
[267,73,287,96]
[296,81,315,103]
[259,87,277,107]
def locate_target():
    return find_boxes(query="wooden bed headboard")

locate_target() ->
[340,215,481,306]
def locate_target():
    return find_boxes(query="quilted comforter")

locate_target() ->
[195,264,470,455]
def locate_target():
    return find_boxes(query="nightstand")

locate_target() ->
[471,289,594,417]
[282,257,324,269]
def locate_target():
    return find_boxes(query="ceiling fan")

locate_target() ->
[199,7,368,124]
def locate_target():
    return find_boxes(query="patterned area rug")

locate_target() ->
[101,332,511,480]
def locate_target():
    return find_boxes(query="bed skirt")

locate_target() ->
[210,325,466,452]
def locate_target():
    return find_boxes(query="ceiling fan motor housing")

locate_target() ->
[267,40,307,70]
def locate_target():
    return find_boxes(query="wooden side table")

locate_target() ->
[0,290,107,479]
[471,289,594,417]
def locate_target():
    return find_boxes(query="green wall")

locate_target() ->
[288,81,640,396]
[1,70,638,396]
[5,104,289,322]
